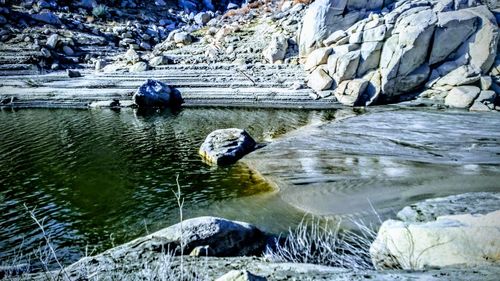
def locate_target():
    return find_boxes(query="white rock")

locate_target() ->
[357,41,383,76]
[445,85,481,108]
[323,30,347,46]
[332,50,361,84]
[334,78,369,106]
[263,34,288,64]
[362,24,387,42]
[480,76,493,90]
[307,67,333,91]
[304,47,332,71]
[370,211,500,270]
[129,61,148,72]
[216,270,266,281]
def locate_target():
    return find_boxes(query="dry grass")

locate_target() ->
[265,216,377,270]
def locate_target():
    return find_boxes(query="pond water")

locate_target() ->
[1,106,500,269]
[0,107,335,267]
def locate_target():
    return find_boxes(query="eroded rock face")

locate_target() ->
[199,128,257,165]
[300,0,500,106]
[133,79,183,108]
[370,210,500,270]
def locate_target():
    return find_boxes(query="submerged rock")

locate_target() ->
[370,210,500,270]
[133,79,183,108]
[199,128,256,165]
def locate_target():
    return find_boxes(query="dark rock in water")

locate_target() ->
[67,69,81,78]
[133,79,183,108]
[31,12,61,25]
[199,128,257,165]
[397,192,500,223]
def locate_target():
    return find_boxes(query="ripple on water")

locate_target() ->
[0,107,332,269]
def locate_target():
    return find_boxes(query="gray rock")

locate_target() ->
[434,65,481,87]
[174,32,192,45]
[31,12,61,25]
[298,0,360,57]
[304,47,332,71]
[129,61,148,72]
[62,45,74,56]
[323,30,347,46]
[67,69,81,78]
[362,24,386,42]
[133,79,183,108]
[216,270,267,281]
[357,41,383,76]
[199,129,257,165]
[194,12,211,25]
[307,67,334,91]
[149,56,170,67]
[124,48,140,63]
[480,76,493,90]
[445,85,481,108]
[397,192,500,223]
[347,0,384,11]
[429,9,478,65]
[469,90,497,111]
[334,78,369,106]
[46,34,59,49]
[263,34,288,64]
[332,50,360,84]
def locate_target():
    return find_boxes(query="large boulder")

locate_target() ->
[307,67,334,91]
[444,85,481,108]
[380,7,437,96]
[128,217,268,257]
[397,192,500,223]
[370,210,500,270]
[298,0,360,57]
[133,79,183,108]
[334,78,369,106]
[199,128,257,165]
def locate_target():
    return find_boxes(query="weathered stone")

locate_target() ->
[62,45,74,56]
[445,85,481,108]
[129,61,148,72]
[334,78,369,106]
[298,0,359,57]
[397,192,500,223]
[357,41,383,76]
[370,211,500,270]
[433,65,481,87]
[195,12,211,25]
[480,76,493,90]
[216,270,267,281]
[323,30,347,46]
[67,69,81,78]
[307,67,334,91]
[46,34,59,49]
[263,34,288,64]
[31,12,61,25]
[133,79,183,108]
[347,0,384,11]
[174,32,192,45]
[470,90,498,111]
[362,24,386,42]
[465,6,499,73]
[332,50,360,84]
[149,56,170,67]
[380,8,437,96]
[199,129,257,165]
[304,47,332,71]
[429,10,479,65]
[124,48,140,63]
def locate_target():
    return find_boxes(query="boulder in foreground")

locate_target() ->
[370,210,500,270]
[133,79,183,108]
[199,128,257,165]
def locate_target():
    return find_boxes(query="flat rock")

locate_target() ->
[397,192,500,222]
[199,128,257,165]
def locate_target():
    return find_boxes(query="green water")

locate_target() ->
[0,107,334,267]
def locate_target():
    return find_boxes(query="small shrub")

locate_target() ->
[92,5,110,19]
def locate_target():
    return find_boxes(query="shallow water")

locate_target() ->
[245,108,500,218]
[0,107,334,266]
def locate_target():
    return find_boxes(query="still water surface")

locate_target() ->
[0,107,334,266]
